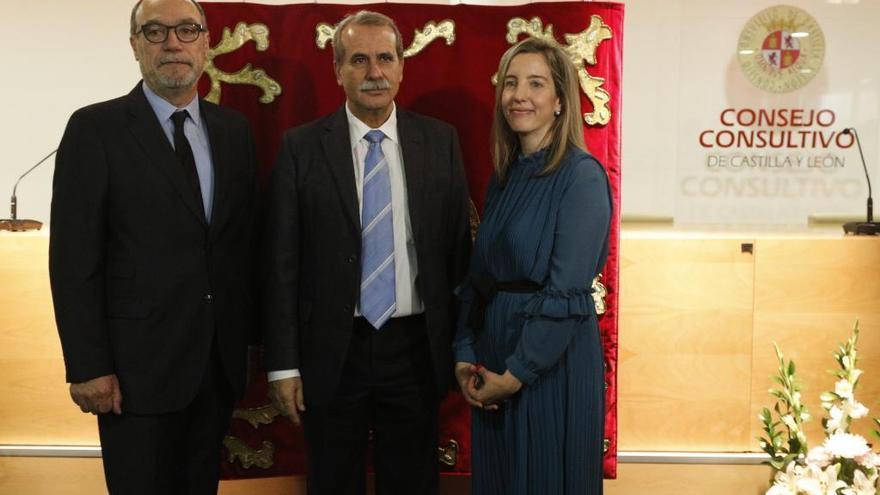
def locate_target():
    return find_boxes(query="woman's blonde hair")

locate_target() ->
[491,38,586,181]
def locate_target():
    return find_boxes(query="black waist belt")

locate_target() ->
[467,275,543,334]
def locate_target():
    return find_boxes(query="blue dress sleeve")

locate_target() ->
[453,174,501,364]
[505,155,611,385]
[453,282,478,364]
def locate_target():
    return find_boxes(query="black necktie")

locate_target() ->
[170,110,203,213]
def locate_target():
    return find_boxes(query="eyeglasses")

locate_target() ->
[136,23,205,43]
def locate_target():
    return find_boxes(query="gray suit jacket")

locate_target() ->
[262,106,471,406]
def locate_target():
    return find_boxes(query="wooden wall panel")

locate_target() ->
[750,238,880,449]
[605,463,772,495]
[0,234,99,445]
[617,239,755,450]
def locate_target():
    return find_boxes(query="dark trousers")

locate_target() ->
[97,349,233,495]
[303,315,440,495]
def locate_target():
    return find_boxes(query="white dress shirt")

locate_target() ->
[141,82,214,221]
[268,102,421,382]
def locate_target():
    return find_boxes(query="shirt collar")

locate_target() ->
[345,102,399,147]
[141,81,202,128]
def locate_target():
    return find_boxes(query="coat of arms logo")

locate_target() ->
[737,5,825,93]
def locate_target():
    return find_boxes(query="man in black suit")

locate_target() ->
[262,10,471,495]
[49,0,257,492]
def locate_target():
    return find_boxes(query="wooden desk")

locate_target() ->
[0,233,98,445]
[2,232,879,456]
[617,232,880,451]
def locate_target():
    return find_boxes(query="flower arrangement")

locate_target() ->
[761,322,880,495]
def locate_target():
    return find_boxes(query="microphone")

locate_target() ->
[0,149,57,232]
[842,128,879,236]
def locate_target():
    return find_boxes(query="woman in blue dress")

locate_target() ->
[454,38,611,494]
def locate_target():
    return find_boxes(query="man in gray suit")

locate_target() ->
[262,10,471,494]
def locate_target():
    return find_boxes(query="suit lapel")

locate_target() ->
[321,108,360,233]
[203,102,228,236]
[397,110,425,247]
[125,84,207,227]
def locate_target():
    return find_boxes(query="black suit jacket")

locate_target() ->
[262,107,471,407]
[49,83,258,414]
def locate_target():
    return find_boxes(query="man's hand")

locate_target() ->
[70,374,122,415]
[269,377,306,425]
[471,368,522,409]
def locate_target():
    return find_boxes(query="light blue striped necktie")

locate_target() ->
[360,130,396,330]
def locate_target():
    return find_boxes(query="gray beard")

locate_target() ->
[141,60,202,92]
[154,71,198,89]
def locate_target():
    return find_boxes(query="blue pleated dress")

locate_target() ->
[454,147,611,495]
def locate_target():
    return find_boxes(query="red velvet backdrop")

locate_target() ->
[200,1,623,479]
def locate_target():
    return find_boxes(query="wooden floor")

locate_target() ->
[0,457,773,494]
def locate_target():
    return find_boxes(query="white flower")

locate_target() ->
[782,414,799,431]
[827,406,844,432]
[768,463,801,495]
[841,469,878,495]
[836,379,854,399]
[848,400,869,419]
[797,463,846,495]
[808,446,833,467]
[824,432,871,459]
[796,477,823,495]
[855,451,880,469]
[767,483,796,495]
[853,469,877,495]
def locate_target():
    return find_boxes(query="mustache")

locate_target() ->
[159,57,193,67]
[360,79,391,91]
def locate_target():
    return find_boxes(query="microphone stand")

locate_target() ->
[0,149,57,232]
[842,128,879,235]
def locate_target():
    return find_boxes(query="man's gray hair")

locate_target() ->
[130,0,207,35]
[332,11,404,65]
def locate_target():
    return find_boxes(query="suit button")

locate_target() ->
[204,294,213,303]
[343,304,351,313]
[347,255,356,263]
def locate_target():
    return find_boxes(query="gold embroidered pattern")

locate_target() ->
[438,439,459,466]
[315,20,456,58]
[592,273,607,316]
[224,436,275,469]
[403,20,456,57]
[468,199,480,242]
[500,16,613,126]
[204,22,282,105]
[231,404,282,429]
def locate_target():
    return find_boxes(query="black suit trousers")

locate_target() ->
[303,315,439,495]
[97,346,233,495]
